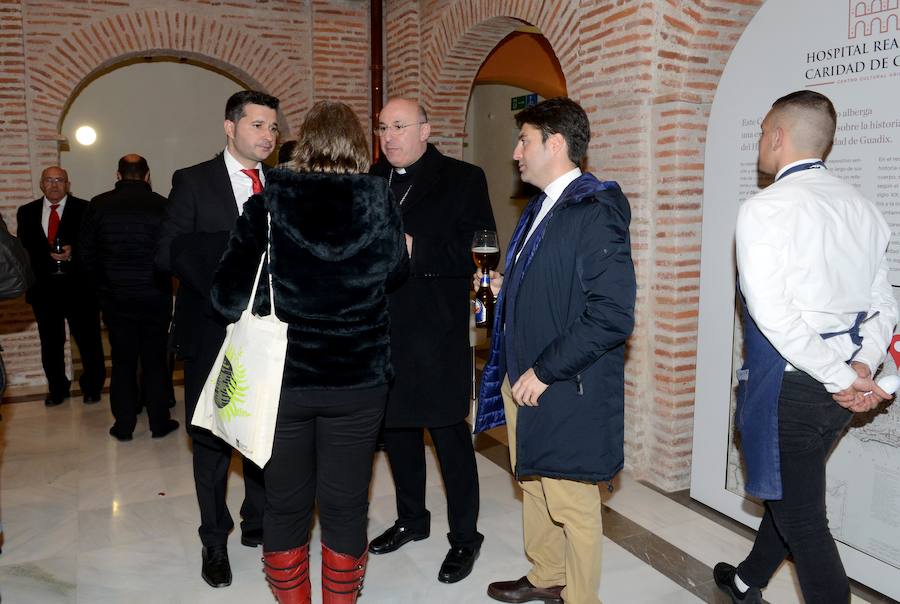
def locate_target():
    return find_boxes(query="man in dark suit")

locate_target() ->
[368,98,496,584]
[17,166,106,406]
[80,155,179,442]
[156,90,279,588]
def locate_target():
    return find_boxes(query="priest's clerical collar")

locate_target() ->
[391,152,424,179]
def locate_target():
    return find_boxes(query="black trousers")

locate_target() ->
[31,286,106,399]
[384,421,484,549]
[738,371,853,603]
[264,386,387,557]
[105,297,172,433]
[184,347,265,547]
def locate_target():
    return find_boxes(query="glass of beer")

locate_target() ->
[471,230,500,273]
[472,230,500,329]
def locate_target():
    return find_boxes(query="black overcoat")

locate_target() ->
[372,144,495,427]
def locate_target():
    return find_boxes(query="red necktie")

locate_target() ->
[241,168,264,195]
[47,203,60,243]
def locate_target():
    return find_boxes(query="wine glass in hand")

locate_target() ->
[51,236,66,274]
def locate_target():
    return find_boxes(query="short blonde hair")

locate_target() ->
[288,101,370,174]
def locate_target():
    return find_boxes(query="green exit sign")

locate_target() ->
[510,93,538,111]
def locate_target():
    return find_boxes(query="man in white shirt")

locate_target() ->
[156,90,279,588]
[714,90,898,603]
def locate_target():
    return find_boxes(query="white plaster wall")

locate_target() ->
[464,84,538,272]
[60,61,244,200]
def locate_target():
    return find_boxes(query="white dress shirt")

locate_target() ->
[736,159,898,392]
[516,167,581,262]
[223,148,266,215]
[41,195,68,238]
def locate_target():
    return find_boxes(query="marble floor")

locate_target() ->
[0,391,893,603]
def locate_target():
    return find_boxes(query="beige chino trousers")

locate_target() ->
[501,377,603,604]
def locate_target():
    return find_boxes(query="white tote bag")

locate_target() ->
[192,213,288,467]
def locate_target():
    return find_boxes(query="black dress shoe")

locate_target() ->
[487,576,564,603]
[713,563,762,603]
[44,396,65,407]
[201,544,232,588]
[240,527,263,548]
[438,545,480,583]
[83,393,101,404]
[108,425,133,442]
[368,523,430,555]
[151,419,180,439]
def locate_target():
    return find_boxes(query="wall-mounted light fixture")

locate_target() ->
[75,126,97,146]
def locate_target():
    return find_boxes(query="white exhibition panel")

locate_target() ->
[691,0,900,599]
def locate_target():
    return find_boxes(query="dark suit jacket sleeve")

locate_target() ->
[155,168,194,273]
[411,164,495,277]
[171,231,231,300]
[210,195,268,324]
[533,190,637,384]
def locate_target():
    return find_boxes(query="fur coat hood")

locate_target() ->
[264,168,389,261]
[211,168,409,391]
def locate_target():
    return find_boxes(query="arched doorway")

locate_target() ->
[460,27,567,443]
[60,58,248,200]
[463,29,566,274]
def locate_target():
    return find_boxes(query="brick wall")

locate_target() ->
[384,0,764,490]
[0,0,369,393]
[0,0,769,490]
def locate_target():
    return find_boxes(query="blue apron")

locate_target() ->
[735,160,870,500]
[736,294,868,500]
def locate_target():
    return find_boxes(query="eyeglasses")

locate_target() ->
[42,177,67,184]
[374,122,427,136]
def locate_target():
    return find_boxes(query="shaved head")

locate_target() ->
[768,91,837,157]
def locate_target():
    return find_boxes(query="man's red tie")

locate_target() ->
[241,168,264,195]
[47,203,60,243]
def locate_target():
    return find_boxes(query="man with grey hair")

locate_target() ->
[714,90,897,603]
[17,166,106,406]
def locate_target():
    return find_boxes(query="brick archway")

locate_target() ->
[26,7,308,172]
[416,0,580,159]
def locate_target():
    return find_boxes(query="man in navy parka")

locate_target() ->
[477,97,636,604]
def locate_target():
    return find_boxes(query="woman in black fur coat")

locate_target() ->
[211,101,408,604]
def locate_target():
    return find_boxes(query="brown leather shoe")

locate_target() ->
[487,576,564,603]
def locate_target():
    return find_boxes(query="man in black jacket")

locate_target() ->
[156,90,278,588]
[17,166,106,406]
[80,155,179,442]
[367,97,496,584]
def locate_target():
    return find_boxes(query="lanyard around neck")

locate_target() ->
[776,161,825,182]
